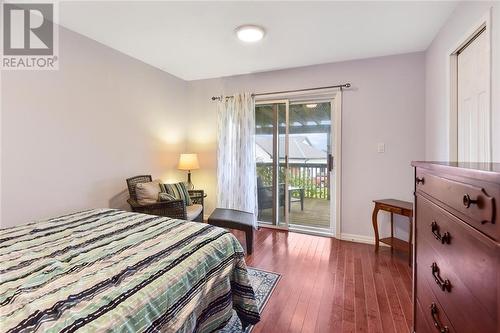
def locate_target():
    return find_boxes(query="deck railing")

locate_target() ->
[256,162,330,199]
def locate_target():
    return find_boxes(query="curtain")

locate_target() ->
[216,93,258,228]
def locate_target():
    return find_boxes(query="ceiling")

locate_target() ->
[59,1,458,81]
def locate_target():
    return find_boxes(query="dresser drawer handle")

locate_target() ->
[430,303,449,333]
[431,221,451,244]
[416,177,425,185]
[431,262,451,292]
[462,193,478,208]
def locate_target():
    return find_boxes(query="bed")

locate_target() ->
[0,209,260,332]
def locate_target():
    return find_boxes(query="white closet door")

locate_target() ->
[457,29,491,162]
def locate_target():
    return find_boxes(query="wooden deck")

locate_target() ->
[258,198,330,228]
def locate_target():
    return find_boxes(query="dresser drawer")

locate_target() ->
[416,169,499,240]
[376,203,404,215]
[416,195,498,332]
[416,238,497,333]
[415,297,434,333]
[416,271,455,333]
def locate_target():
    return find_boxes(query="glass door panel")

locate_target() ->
[288,101,332,228]
[255,102,288,227]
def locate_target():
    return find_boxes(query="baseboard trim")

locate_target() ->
[208,218,386,247]
[340,233,389,247]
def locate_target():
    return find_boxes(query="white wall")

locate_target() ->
[187,53,425,241]
[425,2,500,161]
[1,26,188,228]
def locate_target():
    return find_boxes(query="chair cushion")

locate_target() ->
[159,182,192,206]
[186,204,203,221]
[135,180,161,205]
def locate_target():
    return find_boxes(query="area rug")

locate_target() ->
[221,267,281,333]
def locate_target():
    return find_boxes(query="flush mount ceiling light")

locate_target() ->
[306,104,318,108]
[235,25,265,43]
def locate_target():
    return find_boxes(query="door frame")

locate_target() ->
[255,90,342,238]
[447,9,492,161]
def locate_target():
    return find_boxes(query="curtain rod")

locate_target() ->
[210,83,351,101]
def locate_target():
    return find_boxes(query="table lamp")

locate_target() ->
[178,153,200,190]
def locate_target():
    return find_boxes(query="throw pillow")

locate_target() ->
[158,192,177,202]
[135,180,161,205]
[160,182,192,206]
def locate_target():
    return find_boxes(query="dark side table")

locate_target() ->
[207,208,254,255]
[372,199,413,265]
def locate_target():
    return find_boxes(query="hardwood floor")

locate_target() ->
[230,227,412,333]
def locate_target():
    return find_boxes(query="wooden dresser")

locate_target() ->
[412,162,499,333]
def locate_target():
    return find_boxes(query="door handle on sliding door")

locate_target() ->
[328,154,334,172]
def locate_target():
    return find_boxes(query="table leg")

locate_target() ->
[390,212,394,253]
[372,204,380,252]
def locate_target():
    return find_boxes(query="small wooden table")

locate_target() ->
[372,199,413,265]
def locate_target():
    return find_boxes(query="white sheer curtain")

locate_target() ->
[216,93,258,228]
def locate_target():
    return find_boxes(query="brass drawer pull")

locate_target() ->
[431,221,451,244]
[430,303,449,333]
[416,177,425,185]
[431,262,451,292]
[462,194,478,208]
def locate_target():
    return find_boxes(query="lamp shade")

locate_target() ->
[177,153,200,171]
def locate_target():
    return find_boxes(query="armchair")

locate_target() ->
[126,175,188,220]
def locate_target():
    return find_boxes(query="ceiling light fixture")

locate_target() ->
[306,104,318,108]
[235,25,265,43]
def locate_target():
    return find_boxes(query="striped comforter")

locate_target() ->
[0,209,260,332]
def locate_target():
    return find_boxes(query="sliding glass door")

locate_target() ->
[255,96,337,234]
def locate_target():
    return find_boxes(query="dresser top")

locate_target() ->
[412,161,500,183]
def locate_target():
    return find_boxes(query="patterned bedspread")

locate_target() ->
[0,209,259,332]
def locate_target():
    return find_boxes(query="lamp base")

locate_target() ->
[186,171,194,190]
